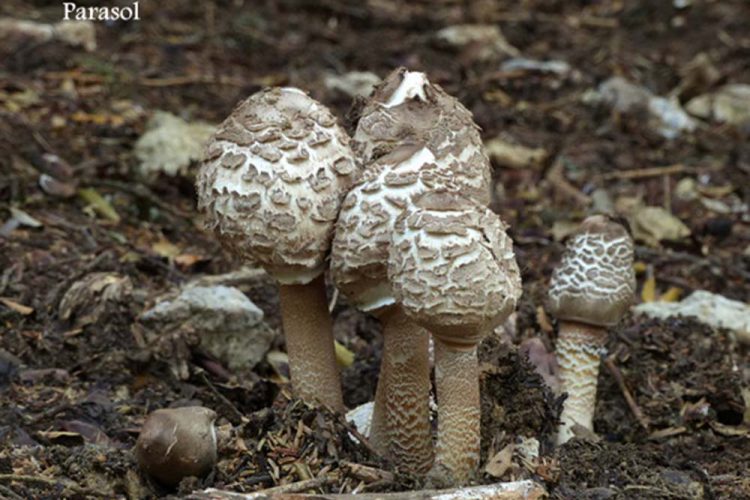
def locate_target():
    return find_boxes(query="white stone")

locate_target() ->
[141,285,275,370]
[634,290,750,344]
[135,111,216,178]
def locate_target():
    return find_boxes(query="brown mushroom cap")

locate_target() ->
[388,190,522,349]
[135,406,217,487]
[196,87,360,284]
[331,144,456,311]
[353,68,491,205]
[547,215,636,326]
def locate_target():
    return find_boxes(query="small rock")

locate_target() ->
[135,406,217,487]
[0,18,96,52]
[686,84,750,126]
[501,58,572,77]
[346,401,374,437]
[324,71,381,98]
[434,24,519,60]
[634,290,750,345]
[140,285,275,371]
[592,77,696,139]
[135,111,216,179]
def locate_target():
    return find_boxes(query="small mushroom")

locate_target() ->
[353,67,491,205]
[135,406,217,487]
[196,87,360,411]
[547,215,635,445]
[388,190,522,486]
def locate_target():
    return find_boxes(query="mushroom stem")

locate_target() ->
[555,320,608,445]
[370,305,433,474]
[428,339,480,487]
[278,275,344,411]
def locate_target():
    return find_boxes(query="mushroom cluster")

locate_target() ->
[330,68,520,483]
[193,69,522,485]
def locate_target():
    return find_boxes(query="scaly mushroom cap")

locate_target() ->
[196,87,359,284]
[388,190,522,349]
[331,144,456,311]
[547,215,636,326]
[353,68,491,204]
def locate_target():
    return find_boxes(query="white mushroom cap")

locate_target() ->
[331,143,456,311]
[196,87,360,284]
[388,190,522,349]
[547,215,636,326]
[353,67,491,205]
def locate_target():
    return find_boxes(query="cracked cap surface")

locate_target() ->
[387,190,522,349]
[547,215,636,326]
[331,144,458,311]
[353,67,491,205]
[196,87,360,284]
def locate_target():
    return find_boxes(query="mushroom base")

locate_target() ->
[370,305,433,474]
[555,320,608,445]
[428,339,480,487]
[279,276,344,411]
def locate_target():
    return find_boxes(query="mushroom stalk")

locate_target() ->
[428,340,480,486]
[370,305,433,473]
[278,275,344,411]
[555,320,607,445]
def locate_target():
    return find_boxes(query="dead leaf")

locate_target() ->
[641,266,657,302]
[174,253,208,270]
[0,297,34,315]
[629,205,691,247]
[78,188,120,223]
[334,340,355,368]
[659,287,682,302]
[152,238,181,259]
[485,137,548,170]
[485,442,514,478]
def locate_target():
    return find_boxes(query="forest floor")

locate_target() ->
[1,1,749,499]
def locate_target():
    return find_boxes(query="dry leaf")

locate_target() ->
[152,238,181,258]
[484,442,514,478]
[0,297,34,315]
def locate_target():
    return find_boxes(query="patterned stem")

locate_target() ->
[279,276,344,411]
[428,340,480,486]
[555,320,607,445]
[370,306,433,473]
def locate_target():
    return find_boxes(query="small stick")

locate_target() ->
[545,157,591,206]
[601,164,685,180]
[603,354,649,431]
[199,372,244,421]
[334,413,384,461]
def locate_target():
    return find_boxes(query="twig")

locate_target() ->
[199,372,244,421]
[604,354,649,431]
[0,474,109,497]
[138,75,246,87]
[252,476,336,496]
[0,483,25,500]
[601,164,686,180]
[545,156,591,206]
[334,413,384,462]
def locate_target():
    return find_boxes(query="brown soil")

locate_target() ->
[1,0,749,498]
